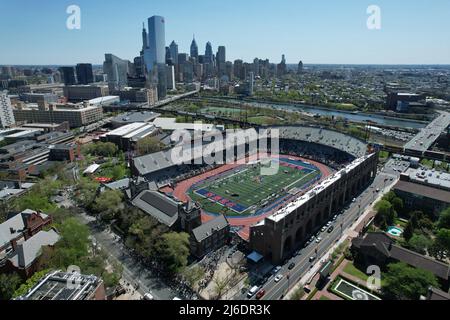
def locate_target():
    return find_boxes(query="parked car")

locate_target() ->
[315,237,322,243]
[332,215,338,221]
[321,226,327,232]
[256,289,266,300]
[327,226,334,233]
[247,286,260,298]
[309,256,316,263]
[326,221,332,227]
[288,262,296,270]
[272,266,282,274]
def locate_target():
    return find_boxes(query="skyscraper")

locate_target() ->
[144,15,166,72]
[165,47,173,65]
[75,63,94,85]
[217,46,226,76]
[190,36,199,60]
[142,22,148,51]
[298,60,304,74]
[103,54,129,91]
[59,67,77,85]
[0,91,15,128]
[205,42,214,63]
[169,41,179,65]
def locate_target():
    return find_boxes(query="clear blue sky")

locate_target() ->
[1,0,449,65]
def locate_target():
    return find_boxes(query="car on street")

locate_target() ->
[272,266,282,274]
[321,226,327,232]
[247,286,260,298]
[315,237,322,243]
[288,262,296,270]
[326,221,332,227]
[143,293,154,300]
[352,198,356,203]
[327,226,334,233]
[256,289,266,300]
[309,256,316,263]
[309,236,315,242]
[274,274,284,283]
[332,215,338,221]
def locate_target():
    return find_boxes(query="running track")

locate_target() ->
[162,154,333,240]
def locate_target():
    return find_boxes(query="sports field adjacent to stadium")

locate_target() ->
[189,158,321,216]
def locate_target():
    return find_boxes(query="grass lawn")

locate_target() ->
[247,116,277,125]
[319,296,331,300]
[189,159,320,216]
[343,262,369,282]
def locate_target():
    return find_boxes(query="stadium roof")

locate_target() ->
[133,125,367,176]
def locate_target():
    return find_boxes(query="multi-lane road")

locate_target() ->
[238,158,409,301]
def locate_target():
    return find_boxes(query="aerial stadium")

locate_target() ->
[132,125,377,263]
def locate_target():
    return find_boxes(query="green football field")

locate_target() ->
[190,159,321,215]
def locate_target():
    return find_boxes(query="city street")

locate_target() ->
[76,211,179,300]
[236,158,407,301]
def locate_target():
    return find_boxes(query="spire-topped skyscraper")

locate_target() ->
[141,22,148,51]
[190,35,198,60]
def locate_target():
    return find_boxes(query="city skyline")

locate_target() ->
[1,0,450,65]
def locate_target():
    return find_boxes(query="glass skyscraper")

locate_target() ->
[144,15,166,72]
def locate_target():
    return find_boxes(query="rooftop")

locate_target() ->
[17,270,103,300]
[192,215,229,242]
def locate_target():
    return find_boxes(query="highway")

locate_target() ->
[236,158,409,301]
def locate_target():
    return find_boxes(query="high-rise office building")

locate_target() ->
[165,47,173,65]
[59,67,77,85]
[205,42,214,63]
[103,54,129,91]
[169,41,179,65]
[298,60,304,74]
[190,36,199,60]
[234,59,244,80]
[144,15,166,72]
[0,91,15,128]
[142,22,149,51]
[166,65,176,90]
[216,46,226,76]
[277,54,287,76]
[253,58,260,77]
[156,64,167,99]
[75,63,94,85]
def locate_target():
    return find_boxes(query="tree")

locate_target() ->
[183,265,204,289]
[438,207,450,229]
[92,189,123,221]
[375,200,396,227]
[434,229,450,254]
[76,177,99,208]
[39,218,90,270]
[135,136,164,156]
[154,232,190,275]
[391,197,404,214]
[403,222,414,242]
[408,234,432,255]
[212,275,229,300]
[382,262,438,300]
[0,273,22,300]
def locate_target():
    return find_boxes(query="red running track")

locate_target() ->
[164,154,333,240]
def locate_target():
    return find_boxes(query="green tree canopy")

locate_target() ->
[438,207,450,230]
[408,234,432,255]
[92,189,124,221]
[382,262,438,300]
[375,200,396,228]
[135,136,164,156]
[154,232,190,275]
[0,273,22,300]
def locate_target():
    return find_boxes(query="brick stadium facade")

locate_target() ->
[249,152,378,264]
